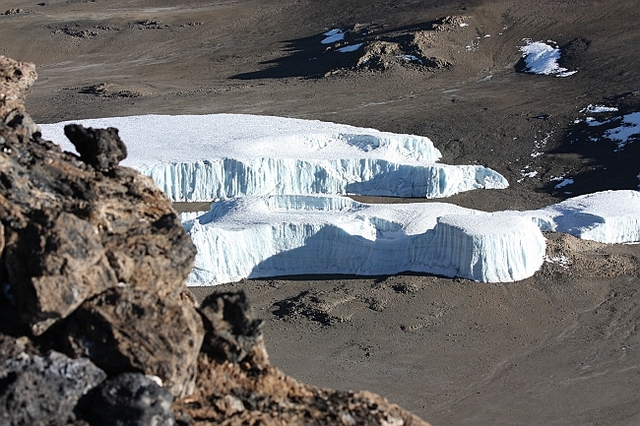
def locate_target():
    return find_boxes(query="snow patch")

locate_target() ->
[585,111,640,152]
[322,29,345,44]
[581,104,619,114]
[398,55,424,64]
[337,43,363,53]
[519,39,577,77]
[554,178,573,189]
[544,255,571,269]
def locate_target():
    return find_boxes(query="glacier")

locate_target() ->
[183,195,546,285]
[182,190,640,286]
[39,114,508,201]
[39,114,640,286]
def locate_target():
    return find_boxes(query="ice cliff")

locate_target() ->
[40,114,508,200]
[40,115,640,286]
[183,190,640,286]
[182,195,547,285]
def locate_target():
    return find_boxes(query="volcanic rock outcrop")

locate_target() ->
[0,55,430,425]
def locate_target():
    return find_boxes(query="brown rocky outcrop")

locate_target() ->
[0,54,431,425]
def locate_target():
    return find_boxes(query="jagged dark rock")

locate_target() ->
[0,350,106,425]
[0,55,196,335]
[199,291,267,367]
[64,124,127,173]
[79,372,175,426]
[66,287,204,398]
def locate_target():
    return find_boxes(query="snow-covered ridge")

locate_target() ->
[182,190,640,286]
[40,114,508,201]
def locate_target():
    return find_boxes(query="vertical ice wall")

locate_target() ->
[40,114,508,201]
[183,196,547,285]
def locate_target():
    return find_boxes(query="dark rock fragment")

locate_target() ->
[80,372,175,426]
[66,287,204,398]
[0,350,106,425]
[199,291,268,368]
[64,124,127,172]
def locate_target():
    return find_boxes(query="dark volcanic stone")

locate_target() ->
[199,291,266,366]
[80,372,175,426]
[0,54,196,336]
[66,287,204,398]
[64,124,127,172]
[0,350,106,425]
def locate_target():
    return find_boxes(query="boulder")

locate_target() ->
[64,124,127,173]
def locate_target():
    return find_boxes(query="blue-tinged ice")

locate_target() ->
[182,190,640,286]
[182,195,546,285]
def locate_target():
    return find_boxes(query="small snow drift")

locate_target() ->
[182,195,546,285]
[41,114,508,201]
[531,190,640,244]
[517,39,577,77]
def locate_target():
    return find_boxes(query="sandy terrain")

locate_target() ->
[2,0,640,424]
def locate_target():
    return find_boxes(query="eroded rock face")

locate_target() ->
[0,53,202,413]
[0,55,430,425]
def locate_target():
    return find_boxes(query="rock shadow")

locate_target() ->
[231,17,463,80]
[542,93,640,198]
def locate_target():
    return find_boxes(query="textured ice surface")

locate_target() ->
[183,190,640,286]
[40,114,508,201]
[182,195,546,285]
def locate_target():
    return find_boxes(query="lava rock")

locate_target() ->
[64,124,127,172]
[0,54,196,335]
[80,372,175,426]
[4,211,117,336]
[0,350,106,425]
[199,291,268,367]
